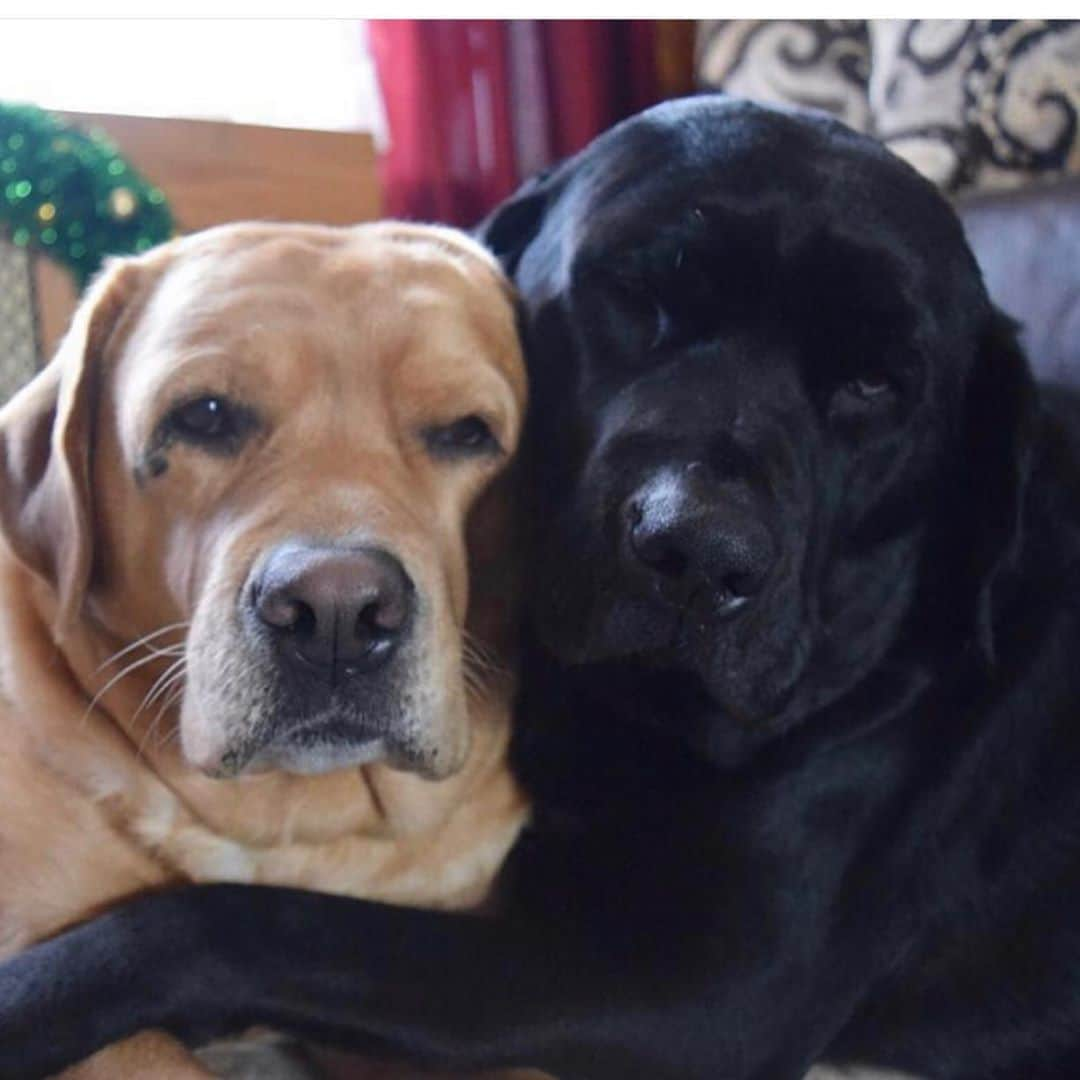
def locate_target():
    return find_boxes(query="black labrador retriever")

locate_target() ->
[3,95,1080,1080]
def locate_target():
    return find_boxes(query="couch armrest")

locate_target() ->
[957,179,1080,390]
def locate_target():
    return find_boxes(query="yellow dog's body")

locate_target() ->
[0,222,529,1076]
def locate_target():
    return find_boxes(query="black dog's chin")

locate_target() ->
[536,588,681,671]
[546,584,813,736]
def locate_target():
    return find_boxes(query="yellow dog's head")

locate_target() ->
[0,223,525,781]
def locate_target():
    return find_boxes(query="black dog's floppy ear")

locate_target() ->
[475,164,564,275]
[0,256,144,637]
[963,308,1039,664]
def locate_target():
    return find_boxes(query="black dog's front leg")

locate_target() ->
[0,880,865,1080]
[0,885,642,1079]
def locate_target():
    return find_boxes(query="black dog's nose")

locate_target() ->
[252,543,414,674]
[623,466,774,614]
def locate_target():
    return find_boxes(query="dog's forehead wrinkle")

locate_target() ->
[579,195,965,341]
[124,322,341,427]
[149,237,516,380]
[149,260,326,338]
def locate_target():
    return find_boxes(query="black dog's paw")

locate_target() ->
[0,888,246,1077]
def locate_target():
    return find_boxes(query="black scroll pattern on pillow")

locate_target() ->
[871,19,1080,194]
[696,21,872,133]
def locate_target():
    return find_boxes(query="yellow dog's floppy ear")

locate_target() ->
[0,257,143,636]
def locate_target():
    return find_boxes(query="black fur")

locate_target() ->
[3,96,1080,1080]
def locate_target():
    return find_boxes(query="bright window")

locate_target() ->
[0,20,386,141]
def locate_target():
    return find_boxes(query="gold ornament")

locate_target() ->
[108,187,138,220]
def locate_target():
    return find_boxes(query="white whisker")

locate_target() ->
[461,631,507,704]
[82,649,175,726]
[95,621,190,674]
[133,657,187,724]
[157,723,183,753]
[136,674,188,762]
[462,630,505,678]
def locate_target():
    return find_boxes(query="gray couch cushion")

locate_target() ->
[958,178,1080,389]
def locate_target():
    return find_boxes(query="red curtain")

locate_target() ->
[369,20,660,226]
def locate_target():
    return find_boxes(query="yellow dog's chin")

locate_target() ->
[179,694,466,781]
[178,710,389,779]
[245,735,394,778]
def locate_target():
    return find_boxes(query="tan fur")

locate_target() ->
[0,223,530,1076]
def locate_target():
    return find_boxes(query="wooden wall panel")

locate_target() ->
[35,112,381,357]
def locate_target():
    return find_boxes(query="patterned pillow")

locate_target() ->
[696,19,1080,197]
[696,20,872,133]
[869,20,1080,193]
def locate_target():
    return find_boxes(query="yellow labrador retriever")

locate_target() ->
[0,222,528,1076]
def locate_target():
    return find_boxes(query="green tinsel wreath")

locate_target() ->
[0,101,174,289]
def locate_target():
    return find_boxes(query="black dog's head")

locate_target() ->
[481,96,1036,765]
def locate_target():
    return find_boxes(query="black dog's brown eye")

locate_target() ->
[828,373,899,427]
[844,376,894,401]
[166,395,254,450]
[424,415,500,458]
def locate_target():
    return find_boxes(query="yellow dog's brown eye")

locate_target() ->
[423,415,499,458]
[166,395,255,451]
[174,397,229,436]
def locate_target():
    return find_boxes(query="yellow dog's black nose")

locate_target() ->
[252,543,414,675]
